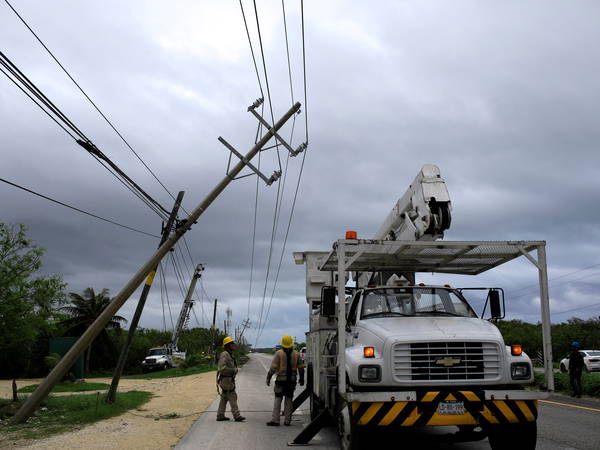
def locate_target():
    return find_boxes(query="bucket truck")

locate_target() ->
[291,165,553,449]
[141,264,203,372]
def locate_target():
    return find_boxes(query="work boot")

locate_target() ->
[266,421,280,426]
[216,416,230,421]
[235,416,246,422]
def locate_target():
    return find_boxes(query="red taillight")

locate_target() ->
[511,345,523,356]
[364,347,375,358]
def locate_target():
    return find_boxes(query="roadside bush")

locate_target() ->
[534,371,600,397]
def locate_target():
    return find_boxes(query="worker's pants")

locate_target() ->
[272,383,294,424]
[570,370,582,397]
[217,390,241,419]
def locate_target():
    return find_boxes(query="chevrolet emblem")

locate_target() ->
[435,357,462,367]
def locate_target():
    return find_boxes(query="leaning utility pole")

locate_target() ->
[11,100,302,424]
[106,191,184,403]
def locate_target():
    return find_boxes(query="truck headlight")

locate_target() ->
[359,365,381,382]
[511,362,531,380]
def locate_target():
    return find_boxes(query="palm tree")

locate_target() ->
[60,288,127,375]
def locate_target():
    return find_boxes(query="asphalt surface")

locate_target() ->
[176,354,600,449]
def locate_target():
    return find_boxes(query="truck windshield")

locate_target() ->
[361,287,476,319]
[148,349,167,356]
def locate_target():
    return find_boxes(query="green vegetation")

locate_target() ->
[125,364,217,380]
[0,223,66,379]
[17,382,110,393]
[533,371,600,398]
[0,391,152,439]
[498,318,600,366]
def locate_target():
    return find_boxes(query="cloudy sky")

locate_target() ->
[1,0,599,347]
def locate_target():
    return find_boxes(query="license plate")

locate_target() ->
[437,401,465,415]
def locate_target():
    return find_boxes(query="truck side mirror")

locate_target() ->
[321,286,336,317]
[489,289,503,319]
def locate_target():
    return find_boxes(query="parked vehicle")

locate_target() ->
[141,346,175,373]
[560,350,600,372]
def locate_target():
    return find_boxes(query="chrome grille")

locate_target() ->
[392,342,501,381]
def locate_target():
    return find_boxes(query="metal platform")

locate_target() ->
[317,239,545,275]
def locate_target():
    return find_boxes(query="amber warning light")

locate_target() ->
[346,230,358,239]
[364,346,375,358]
[511,345,523,356]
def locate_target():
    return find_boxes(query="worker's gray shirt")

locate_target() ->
[218,350,238,377]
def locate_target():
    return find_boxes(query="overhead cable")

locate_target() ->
[238,0,264,97]
[0,49,170,219]
[0,177,159,238]
[252,0,282,171]
[4,0,182,210]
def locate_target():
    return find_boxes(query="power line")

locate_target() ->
[511,270,600,300]
[159,262,175,331]
[0,49,170,220]
[301,0,308,143]
[510,262,600,296]
[252,0,282,171]
[238,0,264,97]
[281,0,294,104]
[4,0,181,211]
[256,4,310,343]
[552,301,600,316]
[0,177,159,238]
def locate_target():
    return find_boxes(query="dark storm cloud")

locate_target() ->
[1,1,599,347]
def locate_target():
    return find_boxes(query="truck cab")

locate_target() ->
[141,346,174,373]
[344,284,533,389]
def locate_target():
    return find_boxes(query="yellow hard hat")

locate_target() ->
[281,335,294,348]
[223,336,234,346]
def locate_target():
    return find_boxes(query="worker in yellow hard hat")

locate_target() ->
[266,335,305,426]
[216,337,245,422]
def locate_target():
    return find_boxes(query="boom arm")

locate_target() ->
[374,164,451,241]
[171,264,204,350]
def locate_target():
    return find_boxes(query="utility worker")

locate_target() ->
[266,335,305,426]
[216,336,245,422]
[569,341,585,398]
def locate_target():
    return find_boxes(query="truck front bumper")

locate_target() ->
[344,390,548,427]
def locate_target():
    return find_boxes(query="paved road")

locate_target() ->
[177,354,600,449]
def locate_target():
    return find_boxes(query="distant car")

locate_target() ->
[300,346,306,362]
[559,350,600,373]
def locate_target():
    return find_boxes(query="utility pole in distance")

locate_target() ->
[10,101,302,424]
[107,191,185,403]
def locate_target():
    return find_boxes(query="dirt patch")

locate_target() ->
[0,372,217,449]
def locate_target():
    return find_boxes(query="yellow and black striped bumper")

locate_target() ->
[351,391,537,427]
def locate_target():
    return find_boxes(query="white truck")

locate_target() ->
[141,264,204,372]
[290,165,553,449]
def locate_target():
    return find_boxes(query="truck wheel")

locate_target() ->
[310,393,323,421]
[487,421,536,450]
[560,364,567,373]
[337,405,362,450]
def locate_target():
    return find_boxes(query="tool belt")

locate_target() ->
[217,374,236,394]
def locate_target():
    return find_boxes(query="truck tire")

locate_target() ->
[487,421,536,450]
[560,364,567,373]
[337,405,363,450]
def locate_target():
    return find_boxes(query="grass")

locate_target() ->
[17,382,110,393]
[534,371,600,397]
[0,390,152,440]
[124,364,217,380]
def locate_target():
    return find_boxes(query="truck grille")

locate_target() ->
[392,342,501,382]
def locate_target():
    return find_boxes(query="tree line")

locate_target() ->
[0,223,231,379]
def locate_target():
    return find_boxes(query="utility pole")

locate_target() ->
[211,298,218,329]
[238,318,251,343]
[171,264,204,350]
[10,100,302,424]
[107,191,184,403]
